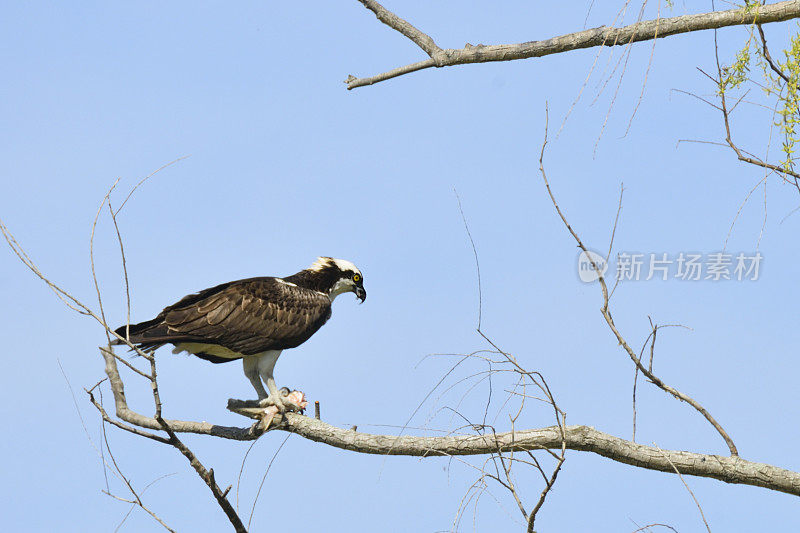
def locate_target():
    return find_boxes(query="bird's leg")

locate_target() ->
[262,373,287,412]
[255,351,305,413]
[242,356,268,400]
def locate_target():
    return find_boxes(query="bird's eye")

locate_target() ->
[352,273,362,283]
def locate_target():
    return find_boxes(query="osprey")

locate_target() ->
[112,257,366,412]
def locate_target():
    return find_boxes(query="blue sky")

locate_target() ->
[2,1,800,531]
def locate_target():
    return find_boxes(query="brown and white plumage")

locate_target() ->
[118,278,334,362]
[112,257,366,411]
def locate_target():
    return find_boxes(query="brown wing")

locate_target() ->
[145,278,332,355]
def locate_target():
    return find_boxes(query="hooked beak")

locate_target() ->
[355,286,367,303]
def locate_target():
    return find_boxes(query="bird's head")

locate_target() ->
[308,257,367,303]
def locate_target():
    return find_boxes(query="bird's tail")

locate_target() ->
[111,318,170,352]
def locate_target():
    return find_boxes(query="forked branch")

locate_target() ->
[347,0,800,89]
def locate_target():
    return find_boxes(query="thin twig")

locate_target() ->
[454,189,482,330]
[248,434,292,530]
[655,444,713,532]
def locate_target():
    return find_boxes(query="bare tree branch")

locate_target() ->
[356,0,441,56]
[156,416,248,533]
[221,406,800,499]
[757,24,790,83]
[268,416,800,497]
[347,0,800,89]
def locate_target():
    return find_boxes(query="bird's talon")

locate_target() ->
[279,390,308,413]
[258,396,286,412]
